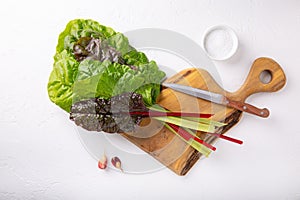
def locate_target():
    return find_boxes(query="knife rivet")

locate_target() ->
[260,111,264,115]
[243,106,247,110]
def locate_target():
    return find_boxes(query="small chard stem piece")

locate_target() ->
[167,123,216,151]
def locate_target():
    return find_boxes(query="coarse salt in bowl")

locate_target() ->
[202,25,238,60]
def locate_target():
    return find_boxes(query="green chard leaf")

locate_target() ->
[47,19,166,112]
[47,50,78,112]
[123,50,149,66]
[73,59,165,106]
[56,19,116,53]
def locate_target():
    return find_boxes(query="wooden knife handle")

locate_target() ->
[225,97,270,118]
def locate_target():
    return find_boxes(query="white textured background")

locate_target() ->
[1,0,300,199]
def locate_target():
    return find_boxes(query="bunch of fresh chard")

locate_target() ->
[70,92,242,157]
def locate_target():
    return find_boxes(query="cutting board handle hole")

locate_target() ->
[259,70,273,84]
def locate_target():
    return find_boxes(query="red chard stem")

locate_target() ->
[129,111,213,118]
[206,132,243,145]
[167,123,216,151]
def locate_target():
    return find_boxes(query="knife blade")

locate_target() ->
[163,83,269,118]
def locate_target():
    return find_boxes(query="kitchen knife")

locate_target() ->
[163,83,270,118]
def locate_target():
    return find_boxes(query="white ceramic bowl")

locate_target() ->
[202,25,239,60]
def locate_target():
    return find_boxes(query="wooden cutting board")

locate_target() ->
[121,57,286,175]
